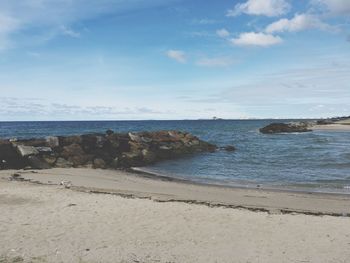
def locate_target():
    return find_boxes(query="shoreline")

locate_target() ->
[1,168,350,216]
[130,167,350,196]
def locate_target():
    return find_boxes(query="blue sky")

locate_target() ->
[0,0,349,120]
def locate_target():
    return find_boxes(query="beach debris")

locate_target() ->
[10,173,24,181]
[259,122,312,134]
[268,209,282,215]
[60,180,72,188]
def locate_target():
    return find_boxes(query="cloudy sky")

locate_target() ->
[0,0,349,120]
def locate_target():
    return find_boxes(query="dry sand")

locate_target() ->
[0,168,350,263]
[313,124,350,131]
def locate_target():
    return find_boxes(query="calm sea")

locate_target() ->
[1,120,350,193]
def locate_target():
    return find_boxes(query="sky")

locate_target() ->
[0,0,349,121]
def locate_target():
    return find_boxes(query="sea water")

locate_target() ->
[1,120,350,193]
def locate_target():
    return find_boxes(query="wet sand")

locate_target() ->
[0,168,350,263]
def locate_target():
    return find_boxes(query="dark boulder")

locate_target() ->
[27,156,51,170]
[55,157,73,168]
[259,122,312,134]
[59,135,82,146]
[223,145,236,152]
[316,119,334,125]
[93,158,106,169]
[45,136,59,148]
[42,155,57,165]
[16,138,46,147]
[118,151,143,167]
[0,141,25,169]
[141,149,156,164]
[61,143,92,167]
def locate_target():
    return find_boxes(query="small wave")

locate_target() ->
[320,163,350,169]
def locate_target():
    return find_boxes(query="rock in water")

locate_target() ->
[223,145,236,152]
[259,122,312,134]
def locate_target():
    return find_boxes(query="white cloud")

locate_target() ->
[166,50,187,63]
[312,0,350,15]
[60,26,81,38]
[196,57,235,67]
[227,0,290,17]
[231,32,283,47]
[192,19,218,25]
[216,28,230,38]
[0,14,20,34]
[0,97,167,120]
[266,13,335,33]
[0,0,177,50]
[0,14,21,50]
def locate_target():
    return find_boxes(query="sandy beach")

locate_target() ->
[313,124,350,131]
[1,168,350,263]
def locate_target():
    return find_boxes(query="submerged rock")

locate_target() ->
[223,145,236,152]
[259,122,312,134]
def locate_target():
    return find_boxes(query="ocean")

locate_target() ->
[1,120,350,193]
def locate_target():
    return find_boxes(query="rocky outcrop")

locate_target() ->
[0,130,217,170]
[259,122,312,134]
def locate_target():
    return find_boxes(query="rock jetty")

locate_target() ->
[259,122,312,134]
[0,130,217,170]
